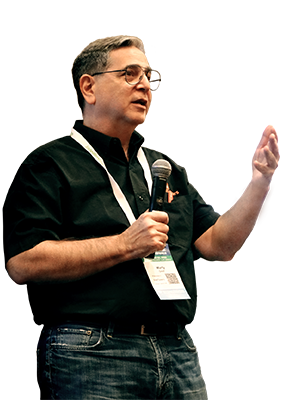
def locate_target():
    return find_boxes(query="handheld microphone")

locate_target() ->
[146,159,172,259]
[149,159,172,211]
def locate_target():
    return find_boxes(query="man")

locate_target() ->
[3,35,279,399]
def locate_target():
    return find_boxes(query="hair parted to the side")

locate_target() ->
[72,35,145,112]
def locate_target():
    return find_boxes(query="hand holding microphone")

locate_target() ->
[119,159,172,260]
[147,159,172,257]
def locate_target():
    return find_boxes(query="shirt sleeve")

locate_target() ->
[3,153,64,263]
[187,182,220,260]
[190,182,220,243]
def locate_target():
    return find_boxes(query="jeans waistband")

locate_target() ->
[45,320,185,337]
[109,321,184,336]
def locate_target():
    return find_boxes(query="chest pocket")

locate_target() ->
[163,194,193,249]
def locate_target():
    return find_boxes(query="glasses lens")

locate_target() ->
[149,70,161,91]
[125,65,161,91]
[125,65,142,85]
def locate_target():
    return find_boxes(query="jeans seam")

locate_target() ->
[50,328,104,351]
[181,330,197,353]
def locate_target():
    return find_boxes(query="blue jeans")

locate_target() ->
[37,322,208,399]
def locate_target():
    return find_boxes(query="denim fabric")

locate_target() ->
[37,322,208,399]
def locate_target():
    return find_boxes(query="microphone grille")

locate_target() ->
[151,159,172,180]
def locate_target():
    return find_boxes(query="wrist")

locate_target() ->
[117,231,137,262]
[249,175,270,201]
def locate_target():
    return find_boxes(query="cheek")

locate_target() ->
[147,94,152,112]
[100,90,125,112]
[115,89,133,110]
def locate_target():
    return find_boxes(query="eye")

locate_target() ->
[145,70,152,81]
[126,66,138,77]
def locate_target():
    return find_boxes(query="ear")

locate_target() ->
[79,74,96,106]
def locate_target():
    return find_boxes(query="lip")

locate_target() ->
[132,98,148,108]
[132,102,147,110]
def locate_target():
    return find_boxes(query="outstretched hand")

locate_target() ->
[252,125,280,185]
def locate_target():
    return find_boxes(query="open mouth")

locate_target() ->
[132,99,147,107]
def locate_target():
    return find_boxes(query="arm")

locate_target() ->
[195,125,280,261]
[239,182,275,228]
[6,211,169,285]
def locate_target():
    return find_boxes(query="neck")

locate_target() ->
[83,116,134,161]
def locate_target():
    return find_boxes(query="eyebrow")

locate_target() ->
[125,63,152,71]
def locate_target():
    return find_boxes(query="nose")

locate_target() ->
[136,73,151,91]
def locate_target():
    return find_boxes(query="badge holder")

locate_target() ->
[144,244,191,300]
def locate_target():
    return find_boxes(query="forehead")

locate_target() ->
[108,46,150,69]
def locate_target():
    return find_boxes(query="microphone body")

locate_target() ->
[149,159,172,211]
[149,176,168,211]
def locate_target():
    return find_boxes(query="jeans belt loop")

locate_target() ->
[177,323,184,339]
[140,324,156,336]
[107,321,115,338]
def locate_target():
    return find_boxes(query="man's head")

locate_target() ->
[72,35,145,113]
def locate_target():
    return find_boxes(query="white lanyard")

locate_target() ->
[70,128,152,226]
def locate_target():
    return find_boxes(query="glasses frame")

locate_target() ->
[91,64,161,91]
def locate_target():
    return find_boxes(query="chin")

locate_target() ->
[130,115,147,127]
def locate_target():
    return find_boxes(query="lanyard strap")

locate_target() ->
[70,128,152,226]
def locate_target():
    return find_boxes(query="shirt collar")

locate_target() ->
[73,120,145,162]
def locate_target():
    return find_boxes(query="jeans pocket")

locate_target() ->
[50,325,103,351]
[180,329,197,353]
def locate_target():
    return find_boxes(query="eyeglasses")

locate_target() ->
[91,64,161,91]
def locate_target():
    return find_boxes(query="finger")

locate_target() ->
[255,144,279,171]
[145,228,169,255]
[257,125,277,149]
[156,222,170,235]
[148,210,169,224]
[264,125,278,140]
[253,147,278,175]
[253,161,270,176]
[263,146,279,169]
[268,134,280,161]
[269,127,278,142]
[252,128,279,167]
[256,127,271,149]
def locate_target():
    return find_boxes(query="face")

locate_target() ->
[92,46,153,132]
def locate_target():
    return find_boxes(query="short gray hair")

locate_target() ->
[72,35,145,112]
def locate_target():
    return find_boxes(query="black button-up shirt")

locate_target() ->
[3,120,220,326]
